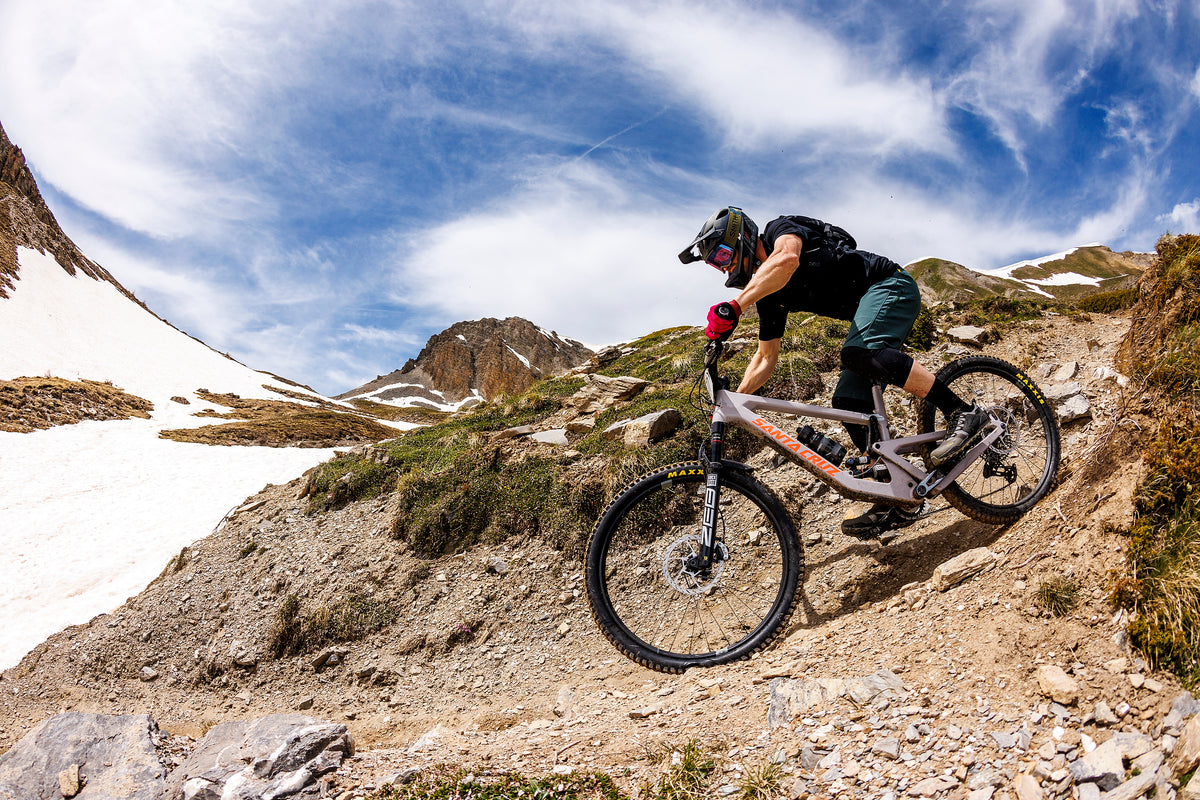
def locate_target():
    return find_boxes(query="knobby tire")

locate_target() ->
[585,462,802,673]
[918,356,1061,524]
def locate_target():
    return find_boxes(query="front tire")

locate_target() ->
[584,462,802,673]
[918,356,1060,524]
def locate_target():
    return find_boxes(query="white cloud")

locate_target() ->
[0,1,262,237]
[394,160,716,347]
[1193,65,1200,100]
[340,324,425,349]
[947,0,1140,157]
[392,155,1157,350]
[0,0,398,240]
[1158,200,1200,234]
[505,0,951,155]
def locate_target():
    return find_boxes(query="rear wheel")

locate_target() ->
[584,463,802,673]
[918,356,1060,523]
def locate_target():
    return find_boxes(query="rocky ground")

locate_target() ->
[5,309,1197,800]
[0,376,154,432]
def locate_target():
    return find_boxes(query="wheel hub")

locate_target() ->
[662,535,729,595]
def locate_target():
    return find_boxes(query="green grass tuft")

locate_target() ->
[1035,576,1079,617]
[268,593,400,658]
[642,740,717,800]
[1078,287,1138,313]
[369,767,630,799]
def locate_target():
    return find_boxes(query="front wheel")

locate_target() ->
[585,462,802,673]
[918,356,1060,524]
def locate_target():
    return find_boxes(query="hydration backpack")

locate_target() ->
[792,215,857,253]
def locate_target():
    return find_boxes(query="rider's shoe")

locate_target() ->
[841,501,928,540]
[929,403,989,466]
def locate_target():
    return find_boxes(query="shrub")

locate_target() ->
[1078,288,1138,314]
[904,302,937,351]
[267,593,399,658]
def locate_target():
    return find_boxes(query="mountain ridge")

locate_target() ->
[0,120,139,303]
[338,316,594,411]
[907,245,1146,303]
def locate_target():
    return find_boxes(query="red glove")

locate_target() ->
[705,300,742,340]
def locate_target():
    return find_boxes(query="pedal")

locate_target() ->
[844,525,901,544]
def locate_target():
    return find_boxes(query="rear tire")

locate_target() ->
[584,463,802,673]
[918,356,1060,524]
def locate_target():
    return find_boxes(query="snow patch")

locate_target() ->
[0,420,335,670]
[1026,272,1103,288]
[0,247,347,669]
[506,344,532,369]
[1,248,303,413]
[989,245,1101,279]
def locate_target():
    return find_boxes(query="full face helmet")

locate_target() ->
[677,206,760,289]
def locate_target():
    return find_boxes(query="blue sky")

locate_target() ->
[2,0,1198,396]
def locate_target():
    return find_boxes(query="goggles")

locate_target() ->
[705,243,735,271]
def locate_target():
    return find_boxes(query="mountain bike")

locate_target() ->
[584,339,1060,673]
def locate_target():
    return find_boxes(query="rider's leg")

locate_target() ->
[840,267,973,421]
[831,381,873,453]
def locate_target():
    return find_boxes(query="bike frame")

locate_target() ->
[694,342,1005,569]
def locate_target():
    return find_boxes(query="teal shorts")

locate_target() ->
[834,269,921,403]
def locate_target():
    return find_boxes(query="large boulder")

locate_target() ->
[623,409,683,447]
[162,714,353,800]
[571,375,648,414]
[0,713,167,800]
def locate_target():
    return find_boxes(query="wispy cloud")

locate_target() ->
[504,0,951,155]
[394,159,715,346]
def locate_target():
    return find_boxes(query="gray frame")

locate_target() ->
[706,380,1002,506]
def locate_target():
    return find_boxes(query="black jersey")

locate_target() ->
[757,216,901,341]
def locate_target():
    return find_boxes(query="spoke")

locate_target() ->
[603,482,784,657]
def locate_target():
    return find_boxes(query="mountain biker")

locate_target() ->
[679,207,987,537]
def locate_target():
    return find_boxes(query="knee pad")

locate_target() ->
[840,346,914,387]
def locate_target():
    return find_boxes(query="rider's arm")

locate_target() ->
[738,338,781,394]
[733,233,803,310]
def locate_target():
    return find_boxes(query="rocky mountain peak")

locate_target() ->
[338,316,593,409]
[0,120,137,303]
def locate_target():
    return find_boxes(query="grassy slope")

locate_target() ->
[299,317,850,560]
[909,246,1144,304]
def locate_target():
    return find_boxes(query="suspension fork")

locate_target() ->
[698,420,726,572]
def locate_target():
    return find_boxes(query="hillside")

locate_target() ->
[0,122,405,673]
[6,257,1200,799]
[909,246,1146,304]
